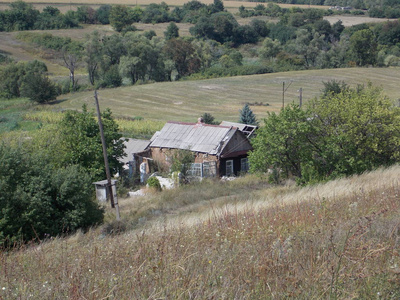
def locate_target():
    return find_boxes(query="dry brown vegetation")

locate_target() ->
[1,166,399,299]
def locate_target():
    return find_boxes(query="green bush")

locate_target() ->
[0,145,104,247]
[147,176,161,191]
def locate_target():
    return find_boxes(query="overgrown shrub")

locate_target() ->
[147,176,161,191]
[0,145,104,247]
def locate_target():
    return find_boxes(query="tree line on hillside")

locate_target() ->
[247,0,400,19]
[249,82,400,184]
[0,105,124,247]
[2,0,400,100]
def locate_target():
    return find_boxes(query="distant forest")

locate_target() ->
[254,0,400,18]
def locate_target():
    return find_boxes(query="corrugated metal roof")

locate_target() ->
[120,138,151,164]
[149,122,235,155]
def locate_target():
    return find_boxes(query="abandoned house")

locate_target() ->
[147,119,253,177]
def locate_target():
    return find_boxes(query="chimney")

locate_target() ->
[197,117,204,124]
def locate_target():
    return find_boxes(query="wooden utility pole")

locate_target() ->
[299,88,303,108]
[94,91,121,221]
[282,82,285,108]
[282,81,292,108]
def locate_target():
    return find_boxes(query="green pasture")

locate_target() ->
[52,67,400,123]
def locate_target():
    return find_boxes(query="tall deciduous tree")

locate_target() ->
[84,31,103,85]
[58,105,125,181]
[163,38,201,78]
[350,29,377,66]
[109,5,133,32]
[249,103,314,179]
[62,41,83,91]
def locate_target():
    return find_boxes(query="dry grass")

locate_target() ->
[1,165,399,299]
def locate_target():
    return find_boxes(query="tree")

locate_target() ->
[0,60,57,101]
[201,112,218,125]
[210,0,224,13]
[250,19,269,38]
[163,38,201,78]
[0,63,24,98]
[84,31,103,85]
[62,41,83,91]
[121,32,164,83]
[20,72,59,103]
[350,29,377,66]
[164,22,179,40]
[249,104,315,180]
[0,145,104,246]
[109,5,133,32]
[96,4,111,25]
[119,55,141,84]
[249,84,400,184]
[76,6,97,24]
[142,3,170,23]
[309,84,400,177]
[239,103,258,125]
[321,80,349,97]
[58,105,126,181]
[258,37,282,59]
[6,0,40,31]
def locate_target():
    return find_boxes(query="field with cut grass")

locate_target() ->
[1,166,399,299]
[52,67,400,123]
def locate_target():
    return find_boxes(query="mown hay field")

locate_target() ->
[51,67,400,123]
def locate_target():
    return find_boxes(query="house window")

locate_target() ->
[203,161,217,177]
[187,163,202,177]
[241,158,249,173]
[226,160,234,176]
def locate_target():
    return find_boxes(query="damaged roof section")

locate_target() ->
[219,121,258,138]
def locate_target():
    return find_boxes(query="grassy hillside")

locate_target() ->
[1,165,399,299]
[53,67,400,123]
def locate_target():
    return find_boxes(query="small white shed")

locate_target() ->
[93,179,117,203]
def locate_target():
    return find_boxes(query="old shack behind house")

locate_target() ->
[120,138,151,176]
[148,120,253,177]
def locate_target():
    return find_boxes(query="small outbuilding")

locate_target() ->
[120,138,151,177]
[93,179,117,203]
